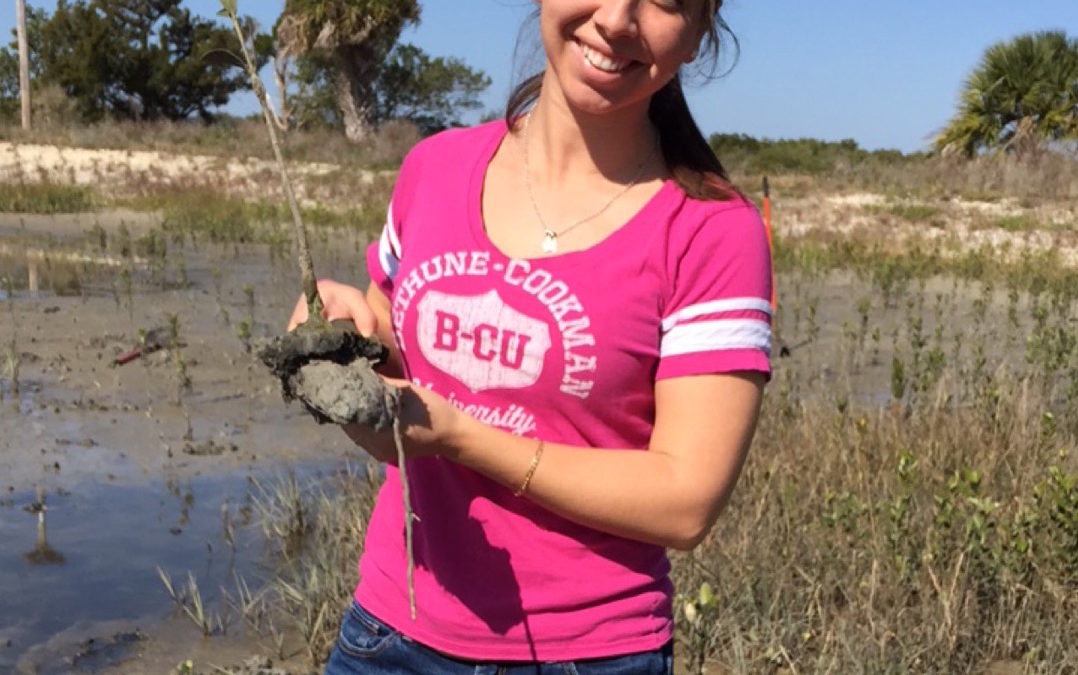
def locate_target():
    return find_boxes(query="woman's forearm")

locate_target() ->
[443,415,744,550]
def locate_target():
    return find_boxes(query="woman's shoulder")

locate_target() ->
[667,188,765,245]
[682,188,759,221]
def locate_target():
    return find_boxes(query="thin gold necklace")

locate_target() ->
[522,113,657,254]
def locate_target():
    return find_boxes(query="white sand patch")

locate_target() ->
[946,197,1024,217]
[0,142,377,205]
[825,193,887,208]
[780,192,1078,268]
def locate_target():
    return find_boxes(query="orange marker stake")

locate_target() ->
[762,176,776,310]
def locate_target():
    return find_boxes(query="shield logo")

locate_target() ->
[416,290,552,393]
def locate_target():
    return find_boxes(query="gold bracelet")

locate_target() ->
[513,439,545,497]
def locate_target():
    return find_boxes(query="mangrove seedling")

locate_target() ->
[5,335,19,399]
[218,0,417,618]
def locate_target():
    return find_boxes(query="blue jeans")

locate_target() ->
[324,601,674,674]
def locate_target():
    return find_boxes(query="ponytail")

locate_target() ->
[648,75,738,201]
[504,75,738,202]
[505,73,542,128]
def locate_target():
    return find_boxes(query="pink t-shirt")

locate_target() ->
[357,120,772,661]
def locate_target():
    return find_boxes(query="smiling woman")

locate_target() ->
[288,1,773,673]
[539,0,702,115]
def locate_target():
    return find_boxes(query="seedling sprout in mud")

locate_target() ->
[218,0,418,619]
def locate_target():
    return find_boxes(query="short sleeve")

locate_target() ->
[656,200,773,380]
[366,143,425,296]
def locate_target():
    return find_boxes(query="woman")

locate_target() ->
[291,0,772,671]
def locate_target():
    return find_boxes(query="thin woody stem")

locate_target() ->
[224,12,323,321]
[222,2,417,620]
[393,410,417,620]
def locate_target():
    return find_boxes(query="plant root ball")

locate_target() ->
[291,360,399,431]
[255,322,397,430]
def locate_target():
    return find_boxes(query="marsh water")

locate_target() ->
[2,469,264,671]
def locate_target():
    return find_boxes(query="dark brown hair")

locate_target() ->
[505,1,741,201]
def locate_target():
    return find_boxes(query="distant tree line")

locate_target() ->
[0,0,489,138]
[709,134,912,175]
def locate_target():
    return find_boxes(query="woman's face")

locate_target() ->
[538,0,707,117]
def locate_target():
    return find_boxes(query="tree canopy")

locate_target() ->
[0,0,489,137]
[935,31,1078,158]
[276,0,489,140]
[288,42,490,135]
[374,44,490,134]
[0,0,269,123]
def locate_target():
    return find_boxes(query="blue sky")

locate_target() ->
[5,1,1078,153]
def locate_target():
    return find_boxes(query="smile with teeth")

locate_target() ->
[578,41,632,73]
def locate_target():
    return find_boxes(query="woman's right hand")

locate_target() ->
[286,279,377,336]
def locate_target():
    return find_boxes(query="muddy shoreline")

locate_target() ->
[0,210,375,673]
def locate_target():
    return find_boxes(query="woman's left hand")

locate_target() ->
[341,377,465,464]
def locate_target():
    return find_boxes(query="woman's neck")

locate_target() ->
[524,81,661,188]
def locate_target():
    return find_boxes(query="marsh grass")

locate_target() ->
[157,567,228,637]
[0,181,96,213]
[995,214,1039,232]
[165,311,192,404]
[723,139,1078,202]
[675,367,1078,672]
[662,241,1078,673]
[143,188,389,244]
[772,233,1078,301]
[885,203,942,223]
[245,463,381,666]
[3,335,18,400]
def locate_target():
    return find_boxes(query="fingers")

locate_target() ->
[285,279,377,336]
[331,287,377,337]
[381,376,409,389]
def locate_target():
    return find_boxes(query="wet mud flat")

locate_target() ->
[0,210,376,673]
[0,209,1047,673]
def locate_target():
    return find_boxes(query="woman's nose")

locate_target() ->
[593,0,639,39]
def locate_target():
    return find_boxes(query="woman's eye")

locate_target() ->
[651,0,688,13]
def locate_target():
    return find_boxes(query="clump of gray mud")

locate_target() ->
[256,323,399,431]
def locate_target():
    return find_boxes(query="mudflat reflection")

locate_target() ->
[22,487,65,566]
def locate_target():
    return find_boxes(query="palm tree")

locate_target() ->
[935,31,1078,157]
[275,0,420,141]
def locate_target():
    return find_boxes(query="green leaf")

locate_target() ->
[219,0,237,18]
[698,582,714,607]
[201,48,244,68]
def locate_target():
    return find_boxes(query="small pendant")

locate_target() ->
[541,229,558,254]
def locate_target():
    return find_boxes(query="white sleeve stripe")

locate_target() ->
[378,226,400,280]
[661,319,771,358]
[661,297,773,331]
[385,202,401,258]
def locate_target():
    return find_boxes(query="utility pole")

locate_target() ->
[16,0,31,130]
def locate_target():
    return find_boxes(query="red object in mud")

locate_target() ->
[113,327,169,366]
